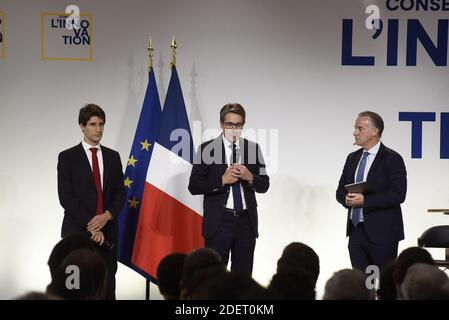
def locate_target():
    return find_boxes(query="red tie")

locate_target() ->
[90,147,103,215]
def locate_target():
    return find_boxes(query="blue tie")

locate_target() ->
[352,151,369,226]
[231,143,244,211]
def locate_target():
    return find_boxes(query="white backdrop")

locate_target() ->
[0,0,448,299]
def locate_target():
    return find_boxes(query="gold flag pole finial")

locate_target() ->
[147,36,154,71]
[170,36,177,68]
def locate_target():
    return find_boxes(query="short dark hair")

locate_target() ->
[157,253,187,299]
[47,234,96,279]
[394,247,435,285]
[78,104,106,126]
[277,242,320,283]
[200,271,270,300]
[269,268,316,300]
[358,111,384,137]
[182,248,223,281]
[185,266,227,299]
[181,248,225,299]
[220,103,246,123]
[46,249,108,300]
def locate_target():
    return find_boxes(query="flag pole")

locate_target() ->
[147,36,154,71]
[145,278,150,300]
[145,36,153,301]
[170,36,177,68]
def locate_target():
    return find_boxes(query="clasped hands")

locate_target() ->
[222,164,254,185]
[345,193,364,207]
[87,211,112,245]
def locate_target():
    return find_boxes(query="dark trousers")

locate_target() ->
[348,223,398,273]
[98,244,117,300]
[205,210,256,275]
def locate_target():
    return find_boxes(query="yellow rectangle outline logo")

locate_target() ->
[41,12,93,61]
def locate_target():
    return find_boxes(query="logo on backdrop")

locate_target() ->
[399,112,449,159]
[342,1,449,66]
[0,10,4,59]
[41,5,92,61]
[342,3,449,159]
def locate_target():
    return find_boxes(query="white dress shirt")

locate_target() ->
[82,140,104,190]
[351,140,381,222]
[222,135,247,210]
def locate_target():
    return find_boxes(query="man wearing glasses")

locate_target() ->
[189,103,269,274]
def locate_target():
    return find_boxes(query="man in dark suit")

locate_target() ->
[336,111,407,273]
[57,104,125,299]
[188,103,269,274]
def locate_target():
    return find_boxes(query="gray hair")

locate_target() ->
[358,111,384,137]
[400,263,449,300]
[323,269,375,300]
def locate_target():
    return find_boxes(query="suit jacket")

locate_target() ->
[57,143,126,242]
[188,136,270,239]
[336,143,407,244]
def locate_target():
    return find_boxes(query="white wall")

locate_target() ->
[0,0,448,299]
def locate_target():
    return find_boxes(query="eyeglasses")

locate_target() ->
[223,122,244,129]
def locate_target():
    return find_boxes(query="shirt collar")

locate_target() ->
[365,140,381,155]
[82,140,101,152]
[222,134,241,150]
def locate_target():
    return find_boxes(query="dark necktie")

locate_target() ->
[90,147,103,215]
[352,151,369,226]
[231,143,243,211]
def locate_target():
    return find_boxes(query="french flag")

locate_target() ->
[132,66,204,278]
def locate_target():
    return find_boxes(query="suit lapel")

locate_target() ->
[207,136,227,173]
[350,149,363,182]
[367,143,385,181]
[102,147,109,194]
[240,138,248,165]
[219,136,227,165]
[239,138,250,196]
[76,143,95,187]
